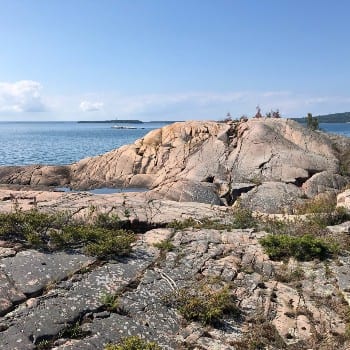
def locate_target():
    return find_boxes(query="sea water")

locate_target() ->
[0,121,348,166]
[0,122,168,166]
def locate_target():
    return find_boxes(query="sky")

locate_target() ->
[0,0,349,121]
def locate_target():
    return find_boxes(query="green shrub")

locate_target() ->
[94,212,122,230]
[0,209,136,259]
[260,234,338,261]
[232,207,257,229]
[101,292,119,311]
[105,336,161,350]
[84,230,135,258]
[0,209,64,244]
[166,282,240,326]
[59,322,90,339]
[50,225,136,258]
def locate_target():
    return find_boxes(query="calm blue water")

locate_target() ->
[319,123,350,136]
[0,121,349,166]
[0,122,169,166]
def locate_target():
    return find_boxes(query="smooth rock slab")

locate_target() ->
[0,250,94,296]
[52,313,177,350]
[0,248,157,350]
[0,270,26,315]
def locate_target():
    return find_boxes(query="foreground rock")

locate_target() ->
[0,190,349,349]
[0,216,349,348]
[0,118,350,212]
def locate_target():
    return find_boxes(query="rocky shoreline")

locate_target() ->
[1,119,350,349]
[0,118,350,212]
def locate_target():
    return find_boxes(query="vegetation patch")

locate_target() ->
[167,207,257,232]
[260,234,338,261]
[59,322,90,339]
[274,263,305,283]
[0,209,66,246]
[153,239,175,252]
[50,224,136,258]
[105,336,161,350]
[100,292,120,312]
[294,194,350,227]
[167,217,234,231]
[0,209,136,259]
[231,206,257,229]
[233,316,286,350]
[165,280,240,326]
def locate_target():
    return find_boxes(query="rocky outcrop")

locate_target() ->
[337,189,350,211]
[0,119,348,213]
[0,190,349,349]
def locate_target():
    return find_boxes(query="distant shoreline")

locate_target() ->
[77,120,182,124]
[292,112,350,123]
[78,119,143,124]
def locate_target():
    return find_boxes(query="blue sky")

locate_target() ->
[0,0,349,121]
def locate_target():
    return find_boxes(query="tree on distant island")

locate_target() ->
[306,113,319,130]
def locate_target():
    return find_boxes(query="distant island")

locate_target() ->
[78,119,143,124]
[78,120,182,124]
[292,112,350,123]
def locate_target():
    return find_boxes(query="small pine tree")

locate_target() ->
[272,109,281,118]
[306,113,319,130]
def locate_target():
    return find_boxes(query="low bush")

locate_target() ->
[50,225,136,258]
[153,239,175,252]
[232,207,257,229]
[94,212,123,230]
[0,209,65,245]
[0,209,136,259]
[165,281,240,326]
[100,292,119,312]
[260,234,338,261]
[59,322,90,339]
[105,336,161,350]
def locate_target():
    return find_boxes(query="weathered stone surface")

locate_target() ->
[153,180,222,205]
[0,270,26,316]
[0,189,230,226]
[0,207,348,349]
[327,221,350,234]
[302,171,348,198]
[0,119,348,211]
[1,250,94,296]
[0,247,157,349]
[337,189,350,210]
[239,182,304,213]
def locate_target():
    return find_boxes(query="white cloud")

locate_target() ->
[9,87,350,121]
[103,91,350,120]
[0,80,46,113]
[79,100,104,112]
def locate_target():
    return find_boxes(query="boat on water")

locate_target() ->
[111,125,137,129]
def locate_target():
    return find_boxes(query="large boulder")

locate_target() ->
[239,182,304,214]
[302,171,348,198]
[0,118,348,212]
